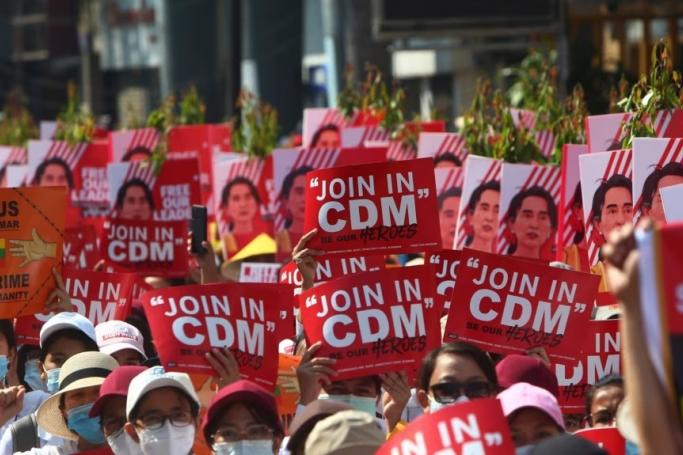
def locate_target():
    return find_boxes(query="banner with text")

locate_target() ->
[426,250,461,314]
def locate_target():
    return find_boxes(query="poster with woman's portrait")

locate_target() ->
[509,108,556,158]
[454,155,502,252]
[6,165,28,188]
[27,140,110,208]
[579,149,633,272]
[341,126,391,148]
[0,146,26,188]
[497,163,560,262]
[302,108,348,148]
[557,144,590,272]
[435,167,464,250]
[212,157,272,259]
[107,158,201,221]
[585,113,630,153]
[632,137,683,226]
[271,146,386,259]
[417,132,468,168]
[108,128,160,163]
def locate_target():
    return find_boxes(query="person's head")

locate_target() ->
[321,375,382,417]
[584,375,624,428]
[96,320,147,366]
[89,365,147,454]
[202,379,283,454]
[641,162,683,224]
[35,351,118,446]
[287,400,352,455]
[498,382,565,448]
[506,186,557,256]
[17,344,43,391]
[434,152,462,169]
[220,177,261,226]
[570,183,585,244]
[591,174,632,239]
[126,308,158,360]
[304,410,384,455]
[496,354,559,398]
[125,366,200,455]
[115,178,155,220]
[0,319,16,383]
[279,166,313,229]
[123,146,152,162]
[40,312,99,393]
[438,186,462,249]
[465,180,500,246]
[417,342,498,413]
[310,124,340,149]
[33,157,74,189]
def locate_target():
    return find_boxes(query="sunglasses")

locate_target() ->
[430,381,494,403]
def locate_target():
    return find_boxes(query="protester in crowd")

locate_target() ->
[89,365,147,455]
[26,351,118,454]
[275,166,312,256]
[96,320,148,366]
[602,220,683,453]
[0,312,100,454]
[639,161,683,224]
[32,157,74,189]
[416,342,498,413]
[114,178,154,220]
[201,379,283,454]
[286,400,351,455]
[496,354,559,397]
[504,186,557,260]
[529,433,607,455]
[16,345,44,392]
[310,124,340,149]
[219,176,263,255]
[434,152,462,168]
[437,186,461,249]
[583,374,624,428]
[304,410,384,454]
[124,366,200,455]
[0,320,17,388]
[498,382,565,448]
[463,180,500,253]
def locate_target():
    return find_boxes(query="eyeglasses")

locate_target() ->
[212,424,274,443]
[101,416,126,435]
[430,381,494,403]
[135,411,193,430]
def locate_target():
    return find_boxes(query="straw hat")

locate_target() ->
[36,351,118,440]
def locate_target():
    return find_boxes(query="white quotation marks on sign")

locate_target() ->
[430,255,440,264]
[266,321,276,332]
[484,432,503,446]
[150,296,165,306]
[573,303,587,313]
[417,188,430,199]
[310,177,319,188]
[676,283,683,315]
[174,238,183,245]
[305,295,318,308]
[424,298,435,309]
[467,258,480,269]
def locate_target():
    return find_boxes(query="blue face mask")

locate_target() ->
[67,403,105,444]
[24,360,47,392]
[0,355,9,381]
[46,368,61,394]
[325,394,377,417]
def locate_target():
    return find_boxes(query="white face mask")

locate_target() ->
[429,395,469,413]
[137,421,195,455]
[107,428,144,455]
[323,394,378,417]
[213,440,273,455]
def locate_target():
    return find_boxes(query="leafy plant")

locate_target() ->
[178,85,206,125]
[54,82,96,145]
[504,49,558,111]
[552,84,588,163]
[462,78,495,157]
[145,94,176,172]
[490,91,546,163]
[0,88,37,147]
[231,90,279,159]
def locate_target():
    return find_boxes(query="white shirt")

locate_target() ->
[0,391,54,455]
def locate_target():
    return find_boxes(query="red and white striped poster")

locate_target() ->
[557,144,590,272]
[302,108,348,148]
[108,128,160,163]
[509,108,556,158]
[435,167,464,250]
[497,163,560,261]
[0,146,26,188]
[454,156,502,252]
[586,109,683,153]
[417,132,468,167]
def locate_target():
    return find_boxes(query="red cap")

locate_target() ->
[89,365,147,417]
[202,380,280,444]
[496,354,559,398]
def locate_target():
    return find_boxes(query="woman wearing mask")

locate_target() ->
[124,366,200,455]
[416,342,498,413]
[202,379,283,455]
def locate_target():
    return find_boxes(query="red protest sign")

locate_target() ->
[14,269,136,345]
[426,250,461,314]
[659,223,683,334]
[101,218,188,277]
[303,158,440,255]
[443,249,599,360]
[141,283,286,390]
[299,266,440,380]
[279,255,385,289]
[63,226,101,270]
[574,428,626,455]
[376,398,515,455]
[553,320,621,412]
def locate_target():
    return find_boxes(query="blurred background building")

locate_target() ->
[1,0,682,135]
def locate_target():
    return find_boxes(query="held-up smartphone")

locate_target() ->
[190,205,208,254]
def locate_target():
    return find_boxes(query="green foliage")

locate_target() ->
[0,89,37,147]
[551,84,588,163]
[231,90,279,159]
[462,78,495,157]
[178,85,206,125]
[54,82,95,145]
[504,49,558,111]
